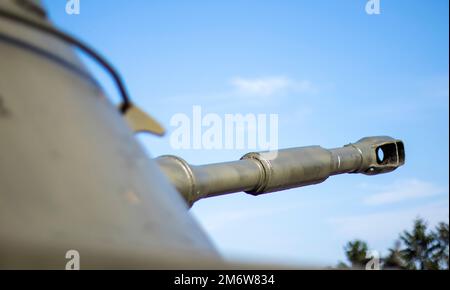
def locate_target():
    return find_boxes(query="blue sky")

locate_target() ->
[44,0,449,266]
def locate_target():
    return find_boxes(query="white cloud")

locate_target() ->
[363,179,447,206]
[230,76,316,97]
[328,200,449,245]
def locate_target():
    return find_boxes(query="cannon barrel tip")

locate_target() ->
[349,136,405,175]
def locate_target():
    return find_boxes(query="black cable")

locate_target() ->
[0,7,132,113]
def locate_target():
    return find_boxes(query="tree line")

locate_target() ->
[336,218,449,270]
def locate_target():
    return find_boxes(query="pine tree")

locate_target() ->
[344,240,370,269]
[399,218,436,270]
[431,222,449,269]
[382,240,407,269]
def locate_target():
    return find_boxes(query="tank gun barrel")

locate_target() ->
[156,136,405,206]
